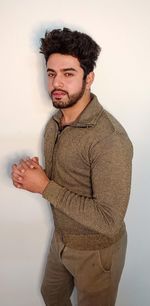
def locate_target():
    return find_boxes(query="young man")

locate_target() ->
[11,28,133,306]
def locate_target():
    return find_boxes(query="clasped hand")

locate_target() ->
[11,157,50,194]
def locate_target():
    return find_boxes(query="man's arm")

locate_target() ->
[42,134,133,236]
[11,135,133,236]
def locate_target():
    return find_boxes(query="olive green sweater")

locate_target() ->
[42,94,133,248]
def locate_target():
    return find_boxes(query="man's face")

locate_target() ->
[46,53,86,109]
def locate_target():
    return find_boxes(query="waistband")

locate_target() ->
[55,224,126,250]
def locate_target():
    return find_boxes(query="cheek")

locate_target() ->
[47,79,53,91]
[67,79,84,92]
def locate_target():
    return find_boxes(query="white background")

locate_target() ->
[0,0,149,305]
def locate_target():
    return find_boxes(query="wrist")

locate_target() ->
[40,178,50,194]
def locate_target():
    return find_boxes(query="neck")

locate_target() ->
[61,91,91,126]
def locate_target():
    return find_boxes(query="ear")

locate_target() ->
[85,71,95,89]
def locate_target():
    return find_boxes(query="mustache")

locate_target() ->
[51,89,68,95]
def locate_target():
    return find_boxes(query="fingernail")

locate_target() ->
[30,165,34,168]
[21,169,25,173]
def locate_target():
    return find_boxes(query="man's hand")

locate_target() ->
[11,157,50,194]
[11,156,39,188]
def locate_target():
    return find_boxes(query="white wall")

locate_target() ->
[0,0,149,305]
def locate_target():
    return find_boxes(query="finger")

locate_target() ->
[19,158,37,169]
[18,160,30,171]
[12,162,26,173]
[12,163,17,168]
[24,159,40,169]
[12,180,23,188]
[12,165,25,176]
[31,160,41,168]
[32,156,39,164]
[24,159,36,169]
[12,164,20,171]
[12,173,24,183]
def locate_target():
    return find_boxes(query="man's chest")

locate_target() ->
[44,125,93,192]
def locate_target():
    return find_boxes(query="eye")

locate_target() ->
[64,72,74,77]
[48,73,55,78]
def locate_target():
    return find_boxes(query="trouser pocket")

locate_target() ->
[97,244,113,273]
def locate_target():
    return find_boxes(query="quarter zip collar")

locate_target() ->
[52,93,104,128]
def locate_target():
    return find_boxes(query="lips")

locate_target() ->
[52,91,66,98]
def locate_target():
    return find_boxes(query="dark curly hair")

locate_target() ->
[40,27,101,78]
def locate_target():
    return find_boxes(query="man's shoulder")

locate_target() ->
[90,106,133,157]
[92,100,132,148]
[91,94,129,136]
[99,108,128,136]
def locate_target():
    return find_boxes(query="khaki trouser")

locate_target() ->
[41,230,127,306]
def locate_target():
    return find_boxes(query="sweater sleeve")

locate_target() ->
[42,133,133,236]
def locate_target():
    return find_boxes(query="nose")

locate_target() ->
[52,74,64,88]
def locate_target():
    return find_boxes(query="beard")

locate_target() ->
[50,80,86,109]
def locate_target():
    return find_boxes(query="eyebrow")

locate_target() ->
[47,68,77,73]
